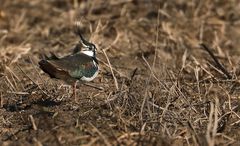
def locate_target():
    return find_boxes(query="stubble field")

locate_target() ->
[1,0,240,145]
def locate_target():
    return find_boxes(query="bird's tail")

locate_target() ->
[38,60,57,78]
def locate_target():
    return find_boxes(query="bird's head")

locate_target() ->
[77,31,97,57]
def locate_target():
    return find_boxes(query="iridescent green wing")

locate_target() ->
[49,53,97,79]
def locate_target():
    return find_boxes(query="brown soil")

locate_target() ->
[1,0,240,145]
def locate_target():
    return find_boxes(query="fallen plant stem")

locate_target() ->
[83,83,104,90]
[102,49,119,90]
[200,43,232,79]
[17,64,49,97]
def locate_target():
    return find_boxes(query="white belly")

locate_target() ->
[81,70,99,82]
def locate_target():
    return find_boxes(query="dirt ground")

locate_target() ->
[1,0,240,145]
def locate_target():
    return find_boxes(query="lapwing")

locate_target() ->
[38,30,99,100]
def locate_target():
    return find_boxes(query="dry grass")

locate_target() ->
[1,0,240,145]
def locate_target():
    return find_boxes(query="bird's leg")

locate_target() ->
[72,81,78,103]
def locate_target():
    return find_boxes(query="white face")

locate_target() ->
[82,50,94,57]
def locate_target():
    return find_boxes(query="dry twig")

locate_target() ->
[200,43,232,79]
[89,123,111,146]
[29,115,37,130]
[102,49,119,90]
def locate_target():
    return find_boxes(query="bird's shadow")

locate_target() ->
[3,98,62,112]
[32,98,62,107]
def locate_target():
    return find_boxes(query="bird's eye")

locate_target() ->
[89,46,93,50]
[90,44,95,50]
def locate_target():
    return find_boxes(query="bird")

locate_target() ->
[38,29,99,100]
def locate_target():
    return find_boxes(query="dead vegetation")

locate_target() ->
[1,0,240,145]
